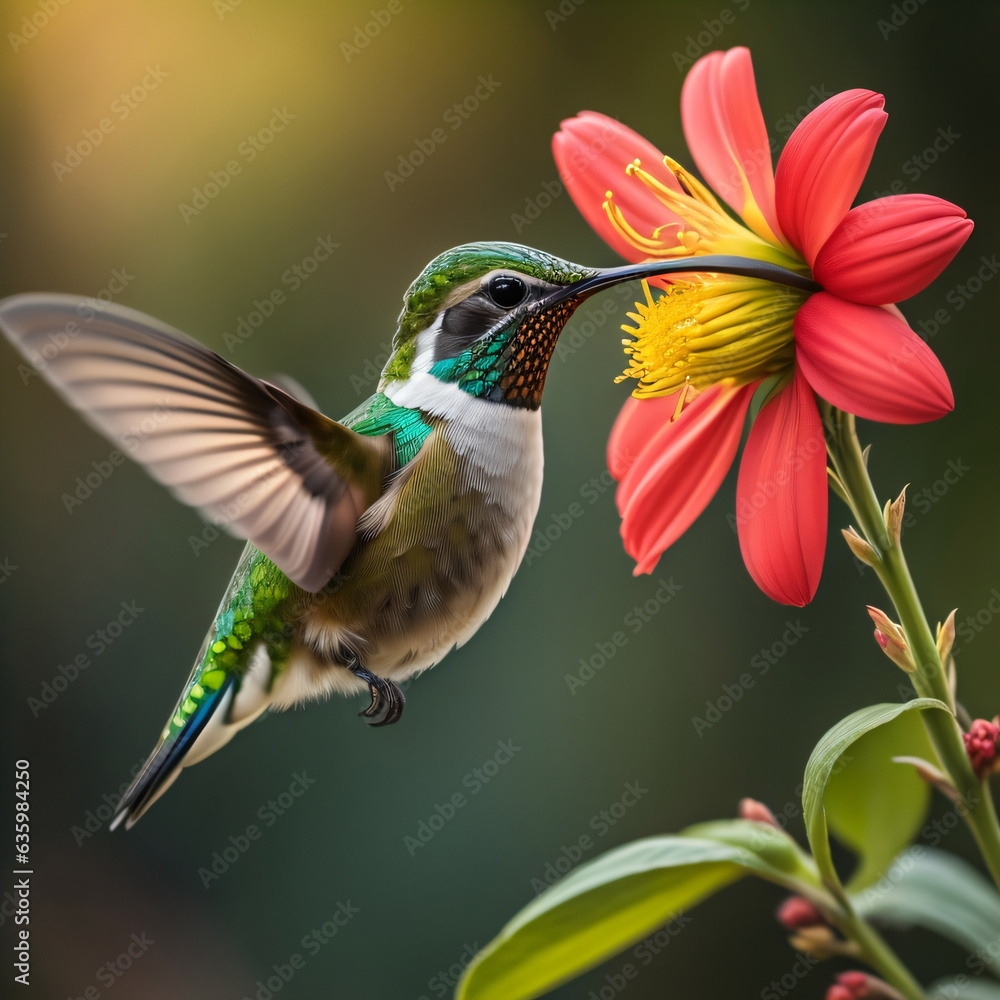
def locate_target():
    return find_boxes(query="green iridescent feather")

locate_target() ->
[386,241,595,381]
[342,390,433,465]
[161,545,294,738]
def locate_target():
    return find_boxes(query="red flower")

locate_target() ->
[554,47,971,605]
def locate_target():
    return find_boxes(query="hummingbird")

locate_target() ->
[0,242,815,827]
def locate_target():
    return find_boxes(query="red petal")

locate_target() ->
[775,90,887,266]
[795,293,954,423]
[736,373,827,606]
[553,112,685,263]
[607,393,680,481]
[617,382,756,574]
[681,47,783,243]
[813,194,973,304]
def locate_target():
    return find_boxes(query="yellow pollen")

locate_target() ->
[617,277,806,398]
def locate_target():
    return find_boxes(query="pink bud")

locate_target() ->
[839,972,870,992]
[826,971,870,1000]
[738,798,779,826]
[827,987,855,1000]
[777,895,825,929]
[964,719,1000,778]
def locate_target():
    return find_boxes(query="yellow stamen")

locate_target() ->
[603,156,805,273]
[617,277,806,398]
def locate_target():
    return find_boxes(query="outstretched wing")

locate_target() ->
[0,293,391,592]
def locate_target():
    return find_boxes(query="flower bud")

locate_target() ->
[964,718,1000,779]
[885,486,906,547]
[867,606,915,673]
[826,972,907,1000]
[777,895,826,929]
[738,797,779,826]
[789,925,856,960]
[936,609,957,666]
[842,526,877,567]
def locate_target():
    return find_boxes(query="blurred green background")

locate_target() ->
[1,1,998,997]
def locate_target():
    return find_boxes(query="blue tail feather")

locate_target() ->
[110,674,235,830]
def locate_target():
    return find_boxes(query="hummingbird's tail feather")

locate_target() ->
[111,643,275,830]
[110,674,237,830]
[111,543,289,830]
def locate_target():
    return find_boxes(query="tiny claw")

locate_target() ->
[351,664,405,727]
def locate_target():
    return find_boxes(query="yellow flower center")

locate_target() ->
[618,276,806,397]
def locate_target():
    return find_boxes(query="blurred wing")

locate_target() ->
[0,293,390,592]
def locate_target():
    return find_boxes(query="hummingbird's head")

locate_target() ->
[380,241,601,409]
[378,241,821,410]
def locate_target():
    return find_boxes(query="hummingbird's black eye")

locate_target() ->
[487,275,528,309]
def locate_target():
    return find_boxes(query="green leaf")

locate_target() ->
[824,710,935,891]
[456,823,820,1000]
[802,699,950,889]
[681,819,819,887]
[853,847,1000,975]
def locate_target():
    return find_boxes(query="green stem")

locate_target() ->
[833,909,928,1000]
[825,407,1000,891]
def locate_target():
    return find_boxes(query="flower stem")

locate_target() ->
[824,406,1000,891]
[833,909,928,1000]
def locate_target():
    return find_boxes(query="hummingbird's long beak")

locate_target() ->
[542,254,821,308]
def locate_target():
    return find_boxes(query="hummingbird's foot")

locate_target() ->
[350,664,405,727]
